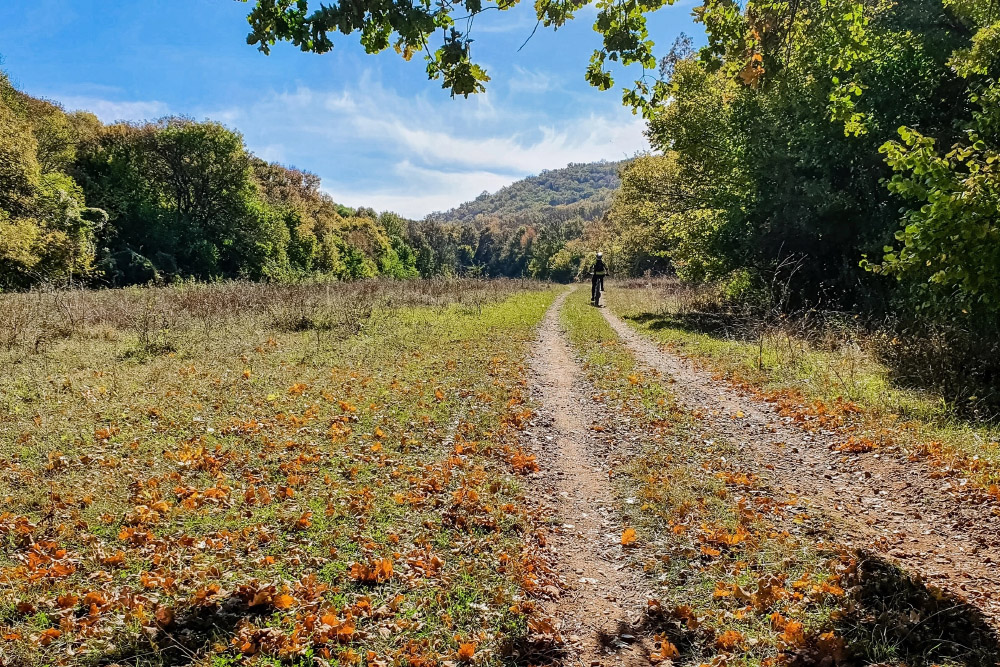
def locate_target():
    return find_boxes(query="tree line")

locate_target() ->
[0,71,615,289]
[596,0,998,326]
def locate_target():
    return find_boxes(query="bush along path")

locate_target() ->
[533,286,1000,667]
[598,296,1000,630]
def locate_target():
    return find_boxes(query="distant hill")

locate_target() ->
[427,161,625,227]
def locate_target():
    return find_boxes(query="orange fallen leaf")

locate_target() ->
[55,594,78,609]
[101,551,126,567]
[716,629,745,651]
[155,605,175,626]
[779,620,806,646]
[295,511,313,530]
[38,628,61,645]
[649,634,679,663]
[273,594,295,610]
[350,558,394,583]
[457,642,476,662]
[510,449,539,474]
[621,528,637,546]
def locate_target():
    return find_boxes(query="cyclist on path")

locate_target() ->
[591,252,607,306]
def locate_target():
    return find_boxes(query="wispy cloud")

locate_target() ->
[218,75,646,217]
[55,95,169,123]
[328,162,518,217]
[48,73,646,219]
[508,66,560,94]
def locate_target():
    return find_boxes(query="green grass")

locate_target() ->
[559,286,997,667]
[608,282,1000,491]
[609,284,938,417]
[0,281,559,667]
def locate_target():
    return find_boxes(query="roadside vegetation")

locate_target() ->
[560,286,1000,667]
[584,0,1000,436]
[0,279,560,666]
[608,279,1000,510]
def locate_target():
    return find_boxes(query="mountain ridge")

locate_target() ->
[425,160,626,227]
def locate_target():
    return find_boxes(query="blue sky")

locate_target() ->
[0,0,703,218]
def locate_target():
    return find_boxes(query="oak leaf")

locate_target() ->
[457,642,476,662]
[716,629,745,651]
[273,593,295,609]
[649,634,679,663]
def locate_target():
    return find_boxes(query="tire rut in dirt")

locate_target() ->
[600,305,1000,627]
[524,291,651,667]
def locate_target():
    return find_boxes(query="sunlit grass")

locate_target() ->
[559,286,992,667]
[559,287,844,666]
[0,280,559,666]
[608,281,1000,490]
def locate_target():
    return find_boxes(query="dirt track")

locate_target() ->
[526,290,652,666]
[600,304,1000,626]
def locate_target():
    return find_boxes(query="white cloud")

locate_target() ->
[508,66,559,94]
[354,112,646,173]
[55,95,169,123]
[327,162,521,218]
[51,71,648,219]
[220,77,647,217]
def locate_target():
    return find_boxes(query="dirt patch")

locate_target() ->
[525,291,652,667]
[601,306,1000,627]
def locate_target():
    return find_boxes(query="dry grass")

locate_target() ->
[0,279,561,667]
[608,279,1000,493]
[0,279,538,359]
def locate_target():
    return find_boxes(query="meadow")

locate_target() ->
[3,278,1000,667]
[0,279,559,667]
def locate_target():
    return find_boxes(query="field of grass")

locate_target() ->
[607,280,1000,497]
[558,287,998,667]
[0,279,559,667]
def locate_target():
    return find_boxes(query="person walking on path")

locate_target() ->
[591,252,607,306]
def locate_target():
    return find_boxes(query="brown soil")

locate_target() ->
[600,305,1000,626]
[526,291,652,667]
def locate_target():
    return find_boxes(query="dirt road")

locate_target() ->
[526,291,652,666]
[600,305,1000,626]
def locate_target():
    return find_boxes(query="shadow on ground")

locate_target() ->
[94,595,269,666]
[87,552,999,667]
[636,550,1000,667]
[832,552,1000,667]
[626,311,750,341]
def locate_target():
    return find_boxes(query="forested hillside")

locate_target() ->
[419,161,623,281]
[427,161,622,227]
